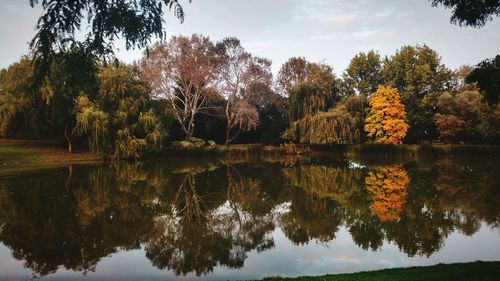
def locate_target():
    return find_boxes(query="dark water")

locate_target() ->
[0,155,499,280]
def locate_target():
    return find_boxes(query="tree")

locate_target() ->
[43,44,99,152]
[277,58,337,123]
[429,0,500,27]
[434,91,485,143]
[364,86,409,144]
[28,0,188,80]
[466,55,500,104]
[215,38,272,145]
[451,65,477,92]
[0,58,40,137]
[75,64,166,158]
[282,95,365,144]
[382,45,452,142]
[365,166,409,222]
[139,34,220,139]
[342,50,382,96]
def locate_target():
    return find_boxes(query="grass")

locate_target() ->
[0,139,101,176]
[260,261,500,281]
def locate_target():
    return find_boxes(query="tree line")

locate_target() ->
[1,35,499,156]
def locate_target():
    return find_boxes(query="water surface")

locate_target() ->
[0,155,499,280]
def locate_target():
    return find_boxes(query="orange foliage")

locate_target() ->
[364,86,409,144]
[365,166,409,222]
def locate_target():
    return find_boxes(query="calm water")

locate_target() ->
[0,155,499,280]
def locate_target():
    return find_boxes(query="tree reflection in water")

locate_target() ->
[0,157,498,277]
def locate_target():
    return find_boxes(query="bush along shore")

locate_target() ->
[260,261,500,281]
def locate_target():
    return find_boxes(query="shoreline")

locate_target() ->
[2,138,500,176]
[260,261,500,281]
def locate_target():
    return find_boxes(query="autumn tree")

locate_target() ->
[365,166,409,222]
[75,64,166,158]
[467,55,500,104]
[382,45,452,142]
[434,91,485,143]
[215,38,273,145]
[429,0,500,27]
[342,50,382,97]
[364,86,409,144]
[139,35,220,139]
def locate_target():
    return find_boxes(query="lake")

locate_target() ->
[0,154,499,280]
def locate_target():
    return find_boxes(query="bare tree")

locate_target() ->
[215,38,273,145]
[139,34,219,139]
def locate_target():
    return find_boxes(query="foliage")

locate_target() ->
[434,90,491,143]
[429,0,500,27]
[365,166,409,222]
[466,55,500,104]
[0,58,39,137]
[28,0,187,80]
[382,45,452,142]
[139,34,220,139]
[365,86,409,144]
[282,95,365,144]
[277,57,338,122]
[341,50,382,96]
[45,45,99,152]
[75,64,166,158]
[262,261,500,281]
[215,37,272,144]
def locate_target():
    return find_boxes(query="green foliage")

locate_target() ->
[28,0,187,81]
[0,58,39,136]
[75,64,167,158]
[382,45,452,142]
[342,50,382,96]
[262,261,500,280]
[429,0,500,27]
[283,95,365,144]
[466,55,500,104]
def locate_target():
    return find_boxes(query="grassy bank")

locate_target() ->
[261,261,500,281]
[0,139,101,175]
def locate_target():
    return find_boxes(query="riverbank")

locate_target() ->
[0,139,101,175]
[2,138,500,176]
[261,261,500,281]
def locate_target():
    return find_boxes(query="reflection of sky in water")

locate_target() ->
[1,223,499,281]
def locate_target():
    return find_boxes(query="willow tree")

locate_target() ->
[44,44,99,152]
[277,57,337,123]
[28,0,187,83]
[139,35,220,139]
[215,38,273,145]
[75,64,166,158]
[282,95,365,144]
[364,86,409,144]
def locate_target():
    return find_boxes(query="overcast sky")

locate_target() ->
[1,0,499,75]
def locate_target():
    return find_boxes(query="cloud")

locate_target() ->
[0,0,499,75]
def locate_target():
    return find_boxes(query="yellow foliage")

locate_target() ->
[365,166,409,222]
[364,86,409,144]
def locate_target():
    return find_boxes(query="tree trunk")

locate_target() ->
[64,123,73,153]
[225,124,231,146]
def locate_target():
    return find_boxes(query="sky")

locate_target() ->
[1,0,499,75]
